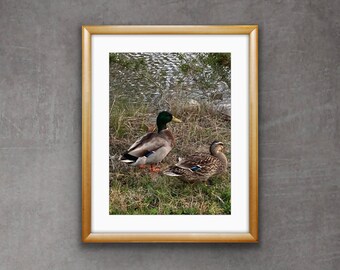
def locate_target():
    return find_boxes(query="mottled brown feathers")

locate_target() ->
[163,142,228,183]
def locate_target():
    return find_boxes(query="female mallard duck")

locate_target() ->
[119,111,182,172]
[163,141,228,183]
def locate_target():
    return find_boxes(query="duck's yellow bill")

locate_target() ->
[172,116,182,123]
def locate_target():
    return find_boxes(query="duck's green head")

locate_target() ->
[157,111,182,131]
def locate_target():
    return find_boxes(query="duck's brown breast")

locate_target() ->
[159,129,175,147]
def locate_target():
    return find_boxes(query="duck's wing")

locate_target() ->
[127,133,152,151]
[176,154,218,172]
[126,132,169,158]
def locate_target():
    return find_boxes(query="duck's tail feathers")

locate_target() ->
[163,167,182,177]
[119,153,138,164]
[163,171,181,177]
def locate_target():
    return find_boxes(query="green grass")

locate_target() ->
[109,173,230,215]
[109,98,231,215]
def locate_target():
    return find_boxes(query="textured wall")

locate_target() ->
[1,0,339,269]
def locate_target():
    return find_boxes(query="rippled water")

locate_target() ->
[109,53,231,115]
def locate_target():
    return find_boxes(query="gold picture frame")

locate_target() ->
[82,25,258,243]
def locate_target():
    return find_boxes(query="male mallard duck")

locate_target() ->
[119,111,182,172]
[163,141,228,183]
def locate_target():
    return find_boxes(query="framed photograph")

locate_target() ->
[82,25,258,242]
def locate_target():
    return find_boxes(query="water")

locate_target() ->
[109,53,231,115]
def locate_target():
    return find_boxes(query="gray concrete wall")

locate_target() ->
[1,0,339,269]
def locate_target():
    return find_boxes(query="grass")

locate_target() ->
[109,97,231,215]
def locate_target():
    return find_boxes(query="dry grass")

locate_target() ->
[109,98,231,215]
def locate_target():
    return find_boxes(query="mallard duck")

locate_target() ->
[119,111,182,172]
[163,141,228,183]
